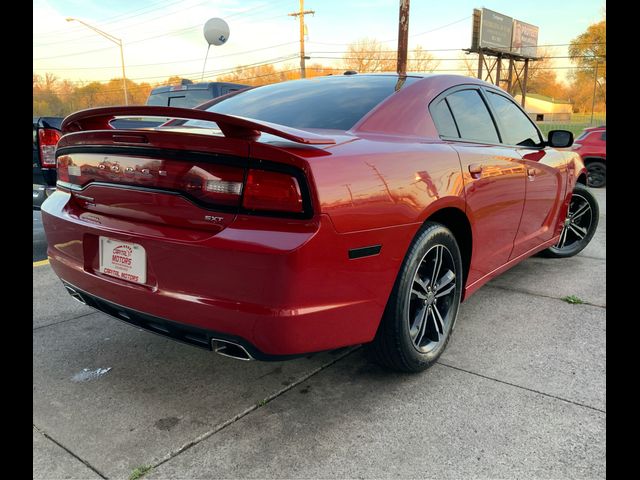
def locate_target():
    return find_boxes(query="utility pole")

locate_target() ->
[590,61,599,126]
[66,17,129,105]
[365,162,395,203]
[288,0,314,79]
[396,0,410,75]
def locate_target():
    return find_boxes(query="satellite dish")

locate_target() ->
[204,18,230,46]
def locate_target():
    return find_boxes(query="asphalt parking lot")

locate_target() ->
[33,188,606,479]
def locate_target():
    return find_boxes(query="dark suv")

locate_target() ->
[146,81,249,108]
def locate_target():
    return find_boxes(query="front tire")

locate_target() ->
[539,183,599,258]
[368,222,463,373]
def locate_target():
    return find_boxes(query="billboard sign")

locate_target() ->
[512,20,539,58]
[470,8,539,58]
[479,8,513,52]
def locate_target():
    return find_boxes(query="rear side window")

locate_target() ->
[147,89,214,108]
[430,99,459,138]
[445,90,500,143]
[486,91,542,147]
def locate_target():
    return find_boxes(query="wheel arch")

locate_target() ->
[422,204,473,294]
[577,173,587,185]
[582,156,606,166]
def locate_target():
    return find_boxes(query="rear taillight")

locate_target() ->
[56,153,310,217]
[38,128,61,168]
[242,169,303,213]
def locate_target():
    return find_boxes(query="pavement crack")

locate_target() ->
[436,361,606,414]
[33,424,108,479]
[576,254,606,261]
[149,346,360,472]
[33,312,95,331]
[485,284,606,308]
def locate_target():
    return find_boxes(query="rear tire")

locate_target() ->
[586,161,606,188]
[539,183,599,258]
[367,222,463,373]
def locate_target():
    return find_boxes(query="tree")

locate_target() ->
[343,38,439,73]
[568,20,606,111]
[409,45,439,73]
[343,38,396,72]
[216,64,285,86]
[523,48,568,99]
[459,54,477,77]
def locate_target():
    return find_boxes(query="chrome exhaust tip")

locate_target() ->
[63,284,87,305]
[211,338,254,361]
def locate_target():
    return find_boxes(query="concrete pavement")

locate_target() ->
[33,188,606,479]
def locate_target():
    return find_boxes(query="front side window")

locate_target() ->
[486,91,543,147]
[445,90,500,143]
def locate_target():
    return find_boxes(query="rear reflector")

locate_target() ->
[242,169,303,213]
[38,128,61,168]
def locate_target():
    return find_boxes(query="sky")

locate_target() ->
[33,0,605,85]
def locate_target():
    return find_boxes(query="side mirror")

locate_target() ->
[547,130,573,148]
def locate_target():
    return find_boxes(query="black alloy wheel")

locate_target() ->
[368,222,463,373]
[540,183,599,258]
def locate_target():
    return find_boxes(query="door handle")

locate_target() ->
[527,167,537,179]
[469,163,483,179]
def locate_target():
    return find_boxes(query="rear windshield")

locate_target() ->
[196,75,417,131]
[147,89,213,108]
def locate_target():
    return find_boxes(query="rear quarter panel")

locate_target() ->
[311,136,465,233]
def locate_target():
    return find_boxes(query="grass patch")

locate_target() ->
[537,123,591,137]
[129,465,152,480]
[562,295,585,304]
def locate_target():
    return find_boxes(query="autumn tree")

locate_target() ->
[567,20,606,112]
[522,48,568,99]
[216,64,286,86]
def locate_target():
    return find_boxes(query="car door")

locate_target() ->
[483,89,568,258]
[431,87,527,286]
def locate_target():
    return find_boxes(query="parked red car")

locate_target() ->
[41,74,598,372]
[571,126,606,188]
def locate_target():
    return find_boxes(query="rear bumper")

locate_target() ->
[61,281,303,361]
[42,191,414,356]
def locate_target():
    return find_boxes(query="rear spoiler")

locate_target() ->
[61,106,336,145]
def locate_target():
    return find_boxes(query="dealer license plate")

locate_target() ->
[99,237,147,284]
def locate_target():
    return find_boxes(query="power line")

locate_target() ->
[34,1,292,60]
[34,41,299,71]
[39,54,299,87]
[35,0,203,45]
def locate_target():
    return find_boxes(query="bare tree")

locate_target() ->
[409,45,439,73]
[343,38,395,72]
[458,54,477,77]
[343,38,439,73]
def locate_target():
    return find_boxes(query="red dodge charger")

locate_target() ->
[42,74,599,372]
